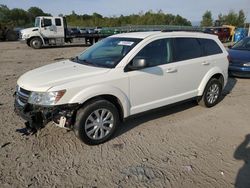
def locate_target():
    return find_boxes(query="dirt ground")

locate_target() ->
[0,42,250,188]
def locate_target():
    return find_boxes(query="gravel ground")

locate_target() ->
[0,42,250,188]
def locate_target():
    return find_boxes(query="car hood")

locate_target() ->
[21,27,39,34]
[17,60,110,91]
[228,49,250,63]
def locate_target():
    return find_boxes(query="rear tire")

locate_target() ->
[198,78,222,108]
[30,37,42,49]
[74,99,119,145]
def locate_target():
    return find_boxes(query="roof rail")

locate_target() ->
[161,29,204,33]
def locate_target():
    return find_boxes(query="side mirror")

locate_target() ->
[128,58,147,70]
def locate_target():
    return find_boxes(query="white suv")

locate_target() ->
[15,31,228,145]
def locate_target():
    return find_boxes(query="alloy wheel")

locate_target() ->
[85,109,114,140]
[206,83,220,104]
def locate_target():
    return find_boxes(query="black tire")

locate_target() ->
[198,78,222,108]
[30,37,42,49]
[74,99,119,145]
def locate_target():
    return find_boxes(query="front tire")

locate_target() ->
[198,78,222,108]
[74,99,119,145]
[30,37,42,49]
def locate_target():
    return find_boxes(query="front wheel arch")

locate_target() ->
[28,37,43,49]
[78,95,124,122]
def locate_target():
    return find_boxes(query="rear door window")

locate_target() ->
[173,38,202,61]
[199,38,223,56]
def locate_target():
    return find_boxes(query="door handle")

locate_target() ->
[166,67,177,73]
[202,61,210,65]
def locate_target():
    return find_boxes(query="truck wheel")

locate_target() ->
[198,78,222,108]
[30,37,42,49]
[74,99,119,145]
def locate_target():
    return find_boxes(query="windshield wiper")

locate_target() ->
[78,59,108,68]
[70,56,79,63]
[79,59,96,66]
[70,57,109,68]
[81,59,91,64]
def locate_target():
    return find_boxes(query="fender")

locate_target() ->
[68,84,131,118]
[197,66,224,96]
[28,31,45,45]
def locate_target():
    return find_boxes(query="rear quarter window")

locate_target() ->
[199,38,223,56]
[55,18,62,26]
[173,38,202,62]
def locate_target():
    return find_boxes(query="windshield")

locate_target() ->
[72,37,142,68]
[232,37,250,51]
[34,17,40,27]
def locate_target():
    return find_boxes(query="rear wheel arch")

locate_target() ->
[198,69,225,96]
[211,73,224,86]
[197,77,223,107]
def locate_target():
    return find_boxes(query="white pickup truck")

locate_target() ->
[19,16,107,49]
[15,31,228,145]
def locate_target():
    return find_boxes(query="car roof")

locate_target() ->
[111,31,218,40]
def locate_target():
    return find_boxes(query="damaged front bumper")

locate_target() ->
[14,97,79,133]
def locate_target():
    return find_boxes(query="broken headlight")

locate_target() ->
[28,90,66,106]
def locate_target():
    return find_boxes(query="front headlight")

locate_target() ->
[22,34,30,39]
[28,90,66,106]
[243,62,250,67]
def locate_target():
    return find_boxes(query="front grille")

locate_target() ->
[19,33,22,39]
[16,86,31,106]
[20,87,30,96]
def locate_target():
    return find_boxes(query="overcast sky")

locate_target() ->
[1,0,250,22]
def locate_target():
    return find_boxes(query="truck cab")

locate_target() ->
[20,16,66,48]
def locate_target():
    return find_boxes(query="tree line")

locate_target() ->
[201,10,247,27]
[0,5,51,27]
[0,5,191,28]
[65,10,192,27]
[0,4,248,28]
